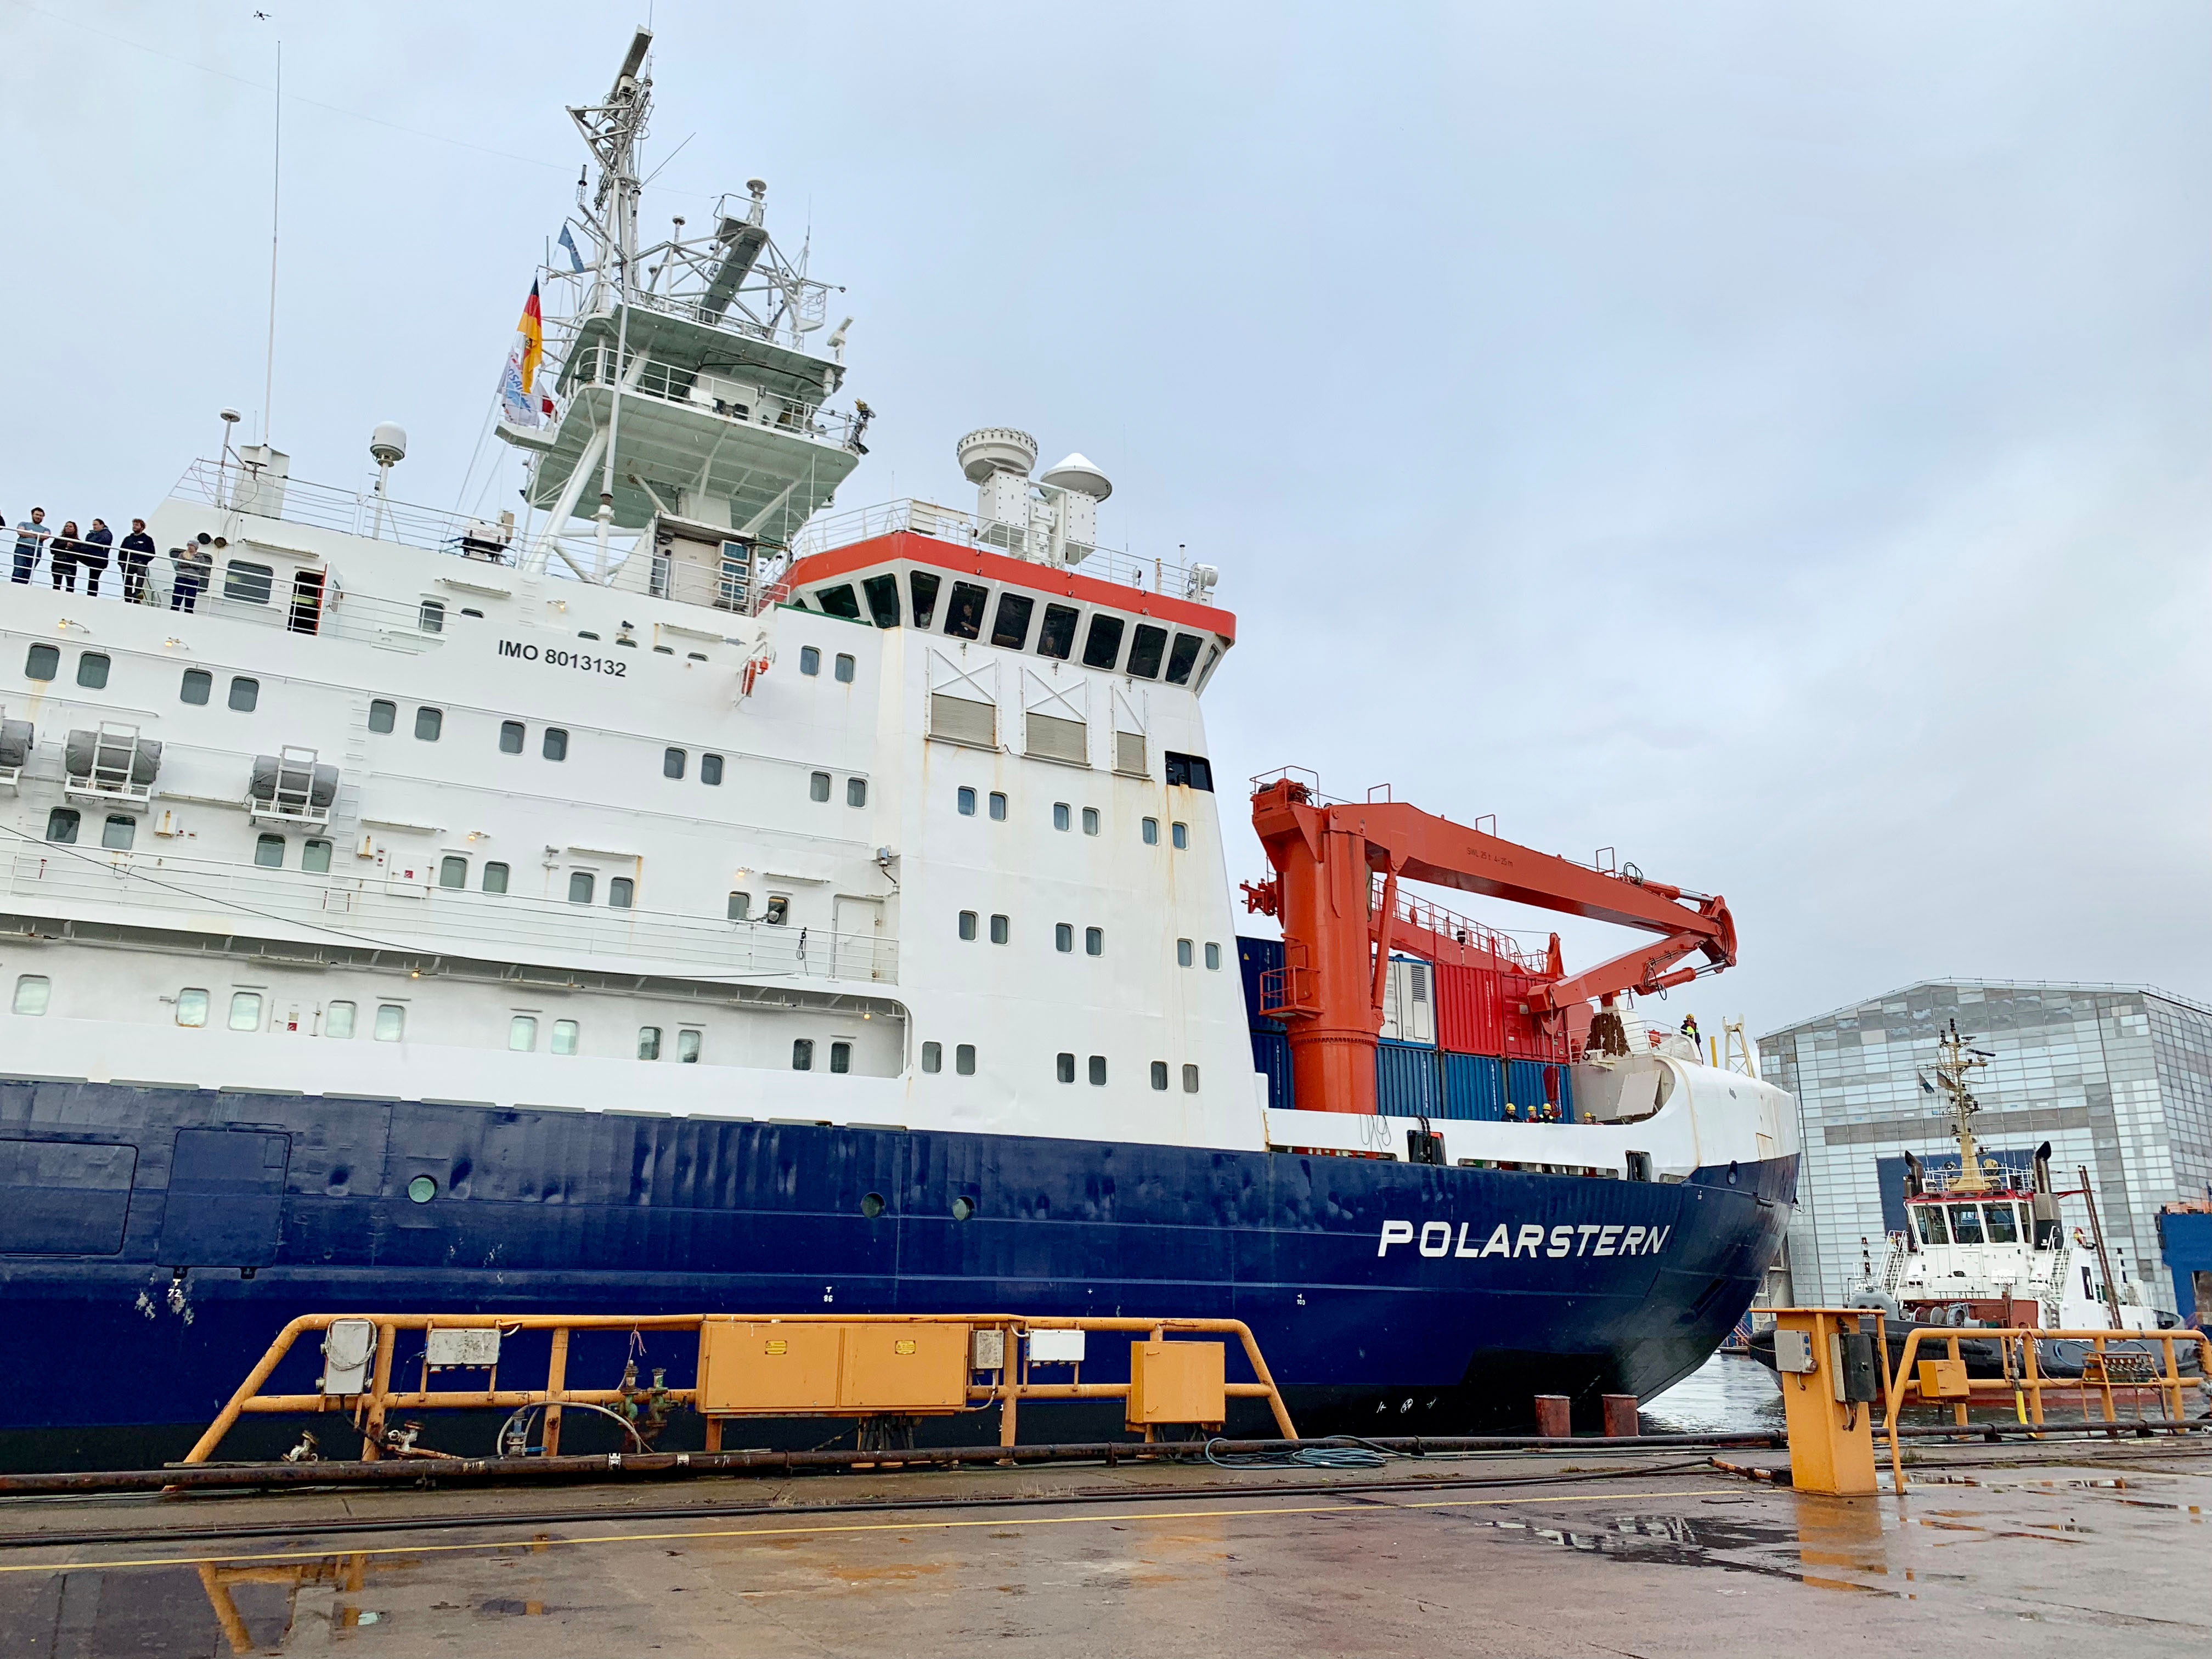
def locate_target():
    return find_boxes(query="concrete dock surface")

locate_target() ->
[2,1441,2207,1656]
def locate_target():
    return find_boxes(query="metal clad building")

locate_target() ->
[1760,979,2212,1318]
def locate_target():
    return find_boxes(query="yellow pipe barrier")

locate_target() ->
[183,1311,1297,1466]
[1880,1326,2211,1494]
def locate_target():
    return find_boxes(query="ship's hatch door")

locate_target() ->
[161,1129,291,1267]
[834,895,887,981]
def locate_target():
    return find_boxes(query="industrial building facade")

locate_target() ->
[1760,979,2212,1318]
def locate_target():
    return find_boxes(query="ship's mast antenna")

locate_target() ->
[1920,1019,1995,1193]
[261,38,283,445]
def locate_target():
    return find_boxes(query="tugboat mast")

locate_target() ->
[1922,1019,1997,1193]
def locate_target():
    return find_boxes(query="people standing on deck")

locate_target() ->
[47,521,84,591]
[10,509,47,583]
[170,533,213,611]
[78,518,114,597]
[117,519,156,603]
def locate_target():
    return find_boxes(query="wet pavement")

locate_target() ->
[3,1438,2208,1656]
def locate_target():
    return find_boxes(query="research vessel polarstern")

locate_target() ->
[0,32,1797,1467]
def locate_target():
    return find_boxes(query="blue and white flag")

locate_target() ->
[557,224,586,273]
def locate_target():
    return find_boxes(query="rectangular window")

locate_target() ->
[368,698,396,733]
[76,651,110,689]
[1056,923,1073,953]
[765,894,789,924]
[909,570,941,629]
[418,599,445,634]
[509,1015,538,1052]
[957,786,977,816]
[176,988,210,1028]
[922,1040,943,1074]
[791,1037,813,1070]
[438,855,467,889]
[568,871,595,904]
[958,910,978,941]
[810,771,831,802]
[1949,1204,1985,1245]
[180,669,212,704]
[815,584,861,620]
[1164,752,1215,791]
[414,706,442,741]
[255,833,285,868]
[1182,1064,1200,1093]
[1150,1060,1170,1091]
[224,561,274,603]
[1057,1052,1076,1084]
[1080,613,1125,669]
[1983,1202,2019,1244]
[664,747,686,779]
[374,1004,405,1042]
[989,791,1007,821]
[956,1043,977,1076]
[990,592,1035,650]
[101,815,135,850]
[1086,927,1103,956]
[1914,1206,1948,1245]
[943,582,989,640]
[483,861,510,894]
[25,643,58,680]
[677,1029,702,1064]
[1164,633,1204,686]
[1177,938,1194,967]
[989,913,1009,945]
[1053,802,1071,832]
[834,653,856,683]
[1142,817,1159,845]
[800,646,821,676]
[638,1026,663,1059]
[1125,624,1167,680]
[551,1019,578,1056]
[543,727,568,761]
[228,991,263,1032]
[727,891,751,921]
[11,974,50,1015]
[46,808,80,844]
[324,1000,355,1038]
[1087,1054,1107,1086]
[1036,603,1079,661]
[847,777,867,808]
[701,753,723,786]
[1205,941,1222,970]
[862,573,902,628]
[1081,807,1099,836]
[1172,821,1189,850]
[229,676,259,712]
[500,720,525,754]
[829,1040,850,1074]
[302,838,332,873]
[608,877,634,909]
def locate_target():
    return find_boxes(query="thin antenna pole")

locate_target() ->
[261,40,283,445]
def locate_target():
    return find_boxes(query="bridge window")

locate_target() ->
[863,573,901,628]
[1948,1204,1984,1245]
[1126,624,1167,680]
[1036,603,1079,661]
[909,571,941,629]
[1982,1203,2019,1244]
[814,584,861,620]
[944,582,989,640]
[1080,614,1124,670]
[1164,633,1204,685]
[991,592,1034,650]
[1915,1206,1948,1245]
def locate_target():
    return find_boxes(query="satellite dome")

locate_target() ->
[956,427,1039,484]
[369,422,408,465]
[1041,452,1111,501]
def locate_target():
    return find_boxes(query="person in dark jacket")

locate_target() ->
[48,521,83,591]
[78,517,114,597]
[117,518,156,603]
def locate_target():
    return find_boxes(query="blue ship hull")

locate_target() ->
[0,1080,1794,1470]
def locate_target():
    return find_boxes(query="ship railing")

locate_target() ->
[1880,1325,2212,1489]
[172,458,493,560]
[790,498,1223,606]
[3,848,898,986]
[563,345,857,448]
[1373,876,1551,974]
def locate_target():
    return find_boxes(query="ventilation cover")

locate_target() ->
[929,693,996,748]
[1025,712,1087,766]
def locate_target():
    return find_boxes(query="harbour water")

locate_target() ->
[1640,1351,1785,1434]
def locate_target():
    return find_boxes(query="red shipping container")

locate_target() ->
[1435,962,1505,1056]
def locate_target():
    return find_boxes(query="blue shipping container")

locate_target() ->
[1440,1051,1505,1121]
[1505,1058,1575,1122]
[1249,1027,1294,1114]
[1237,935,1285,1033]
[1375,1039,1442,1117]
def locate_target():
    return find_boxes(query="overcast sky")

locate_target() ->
[6,1,2208,1043]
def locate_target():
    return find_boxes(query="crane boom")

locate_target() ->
[1248,773,1738,1115]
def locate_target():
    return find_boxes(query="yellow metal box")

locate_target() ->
[1126,1339,1226,1429]
[1918,1357,1972,1400]
[697,1321,843,1413]
[840,1323,969,1412]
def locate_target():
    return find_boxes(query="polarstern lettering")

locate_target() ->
[1377,1220,1669,1259]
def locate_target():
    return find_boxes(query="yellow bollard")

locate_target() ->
[1771,1308,1881,1496]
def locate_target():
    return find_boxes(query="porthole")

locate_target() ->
[406,1174,437,1204]
[951,1195,975,1222]
[861,1192,885,1219]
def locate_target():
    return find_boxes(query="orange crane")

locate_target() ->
[1243,772,1738,1116]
